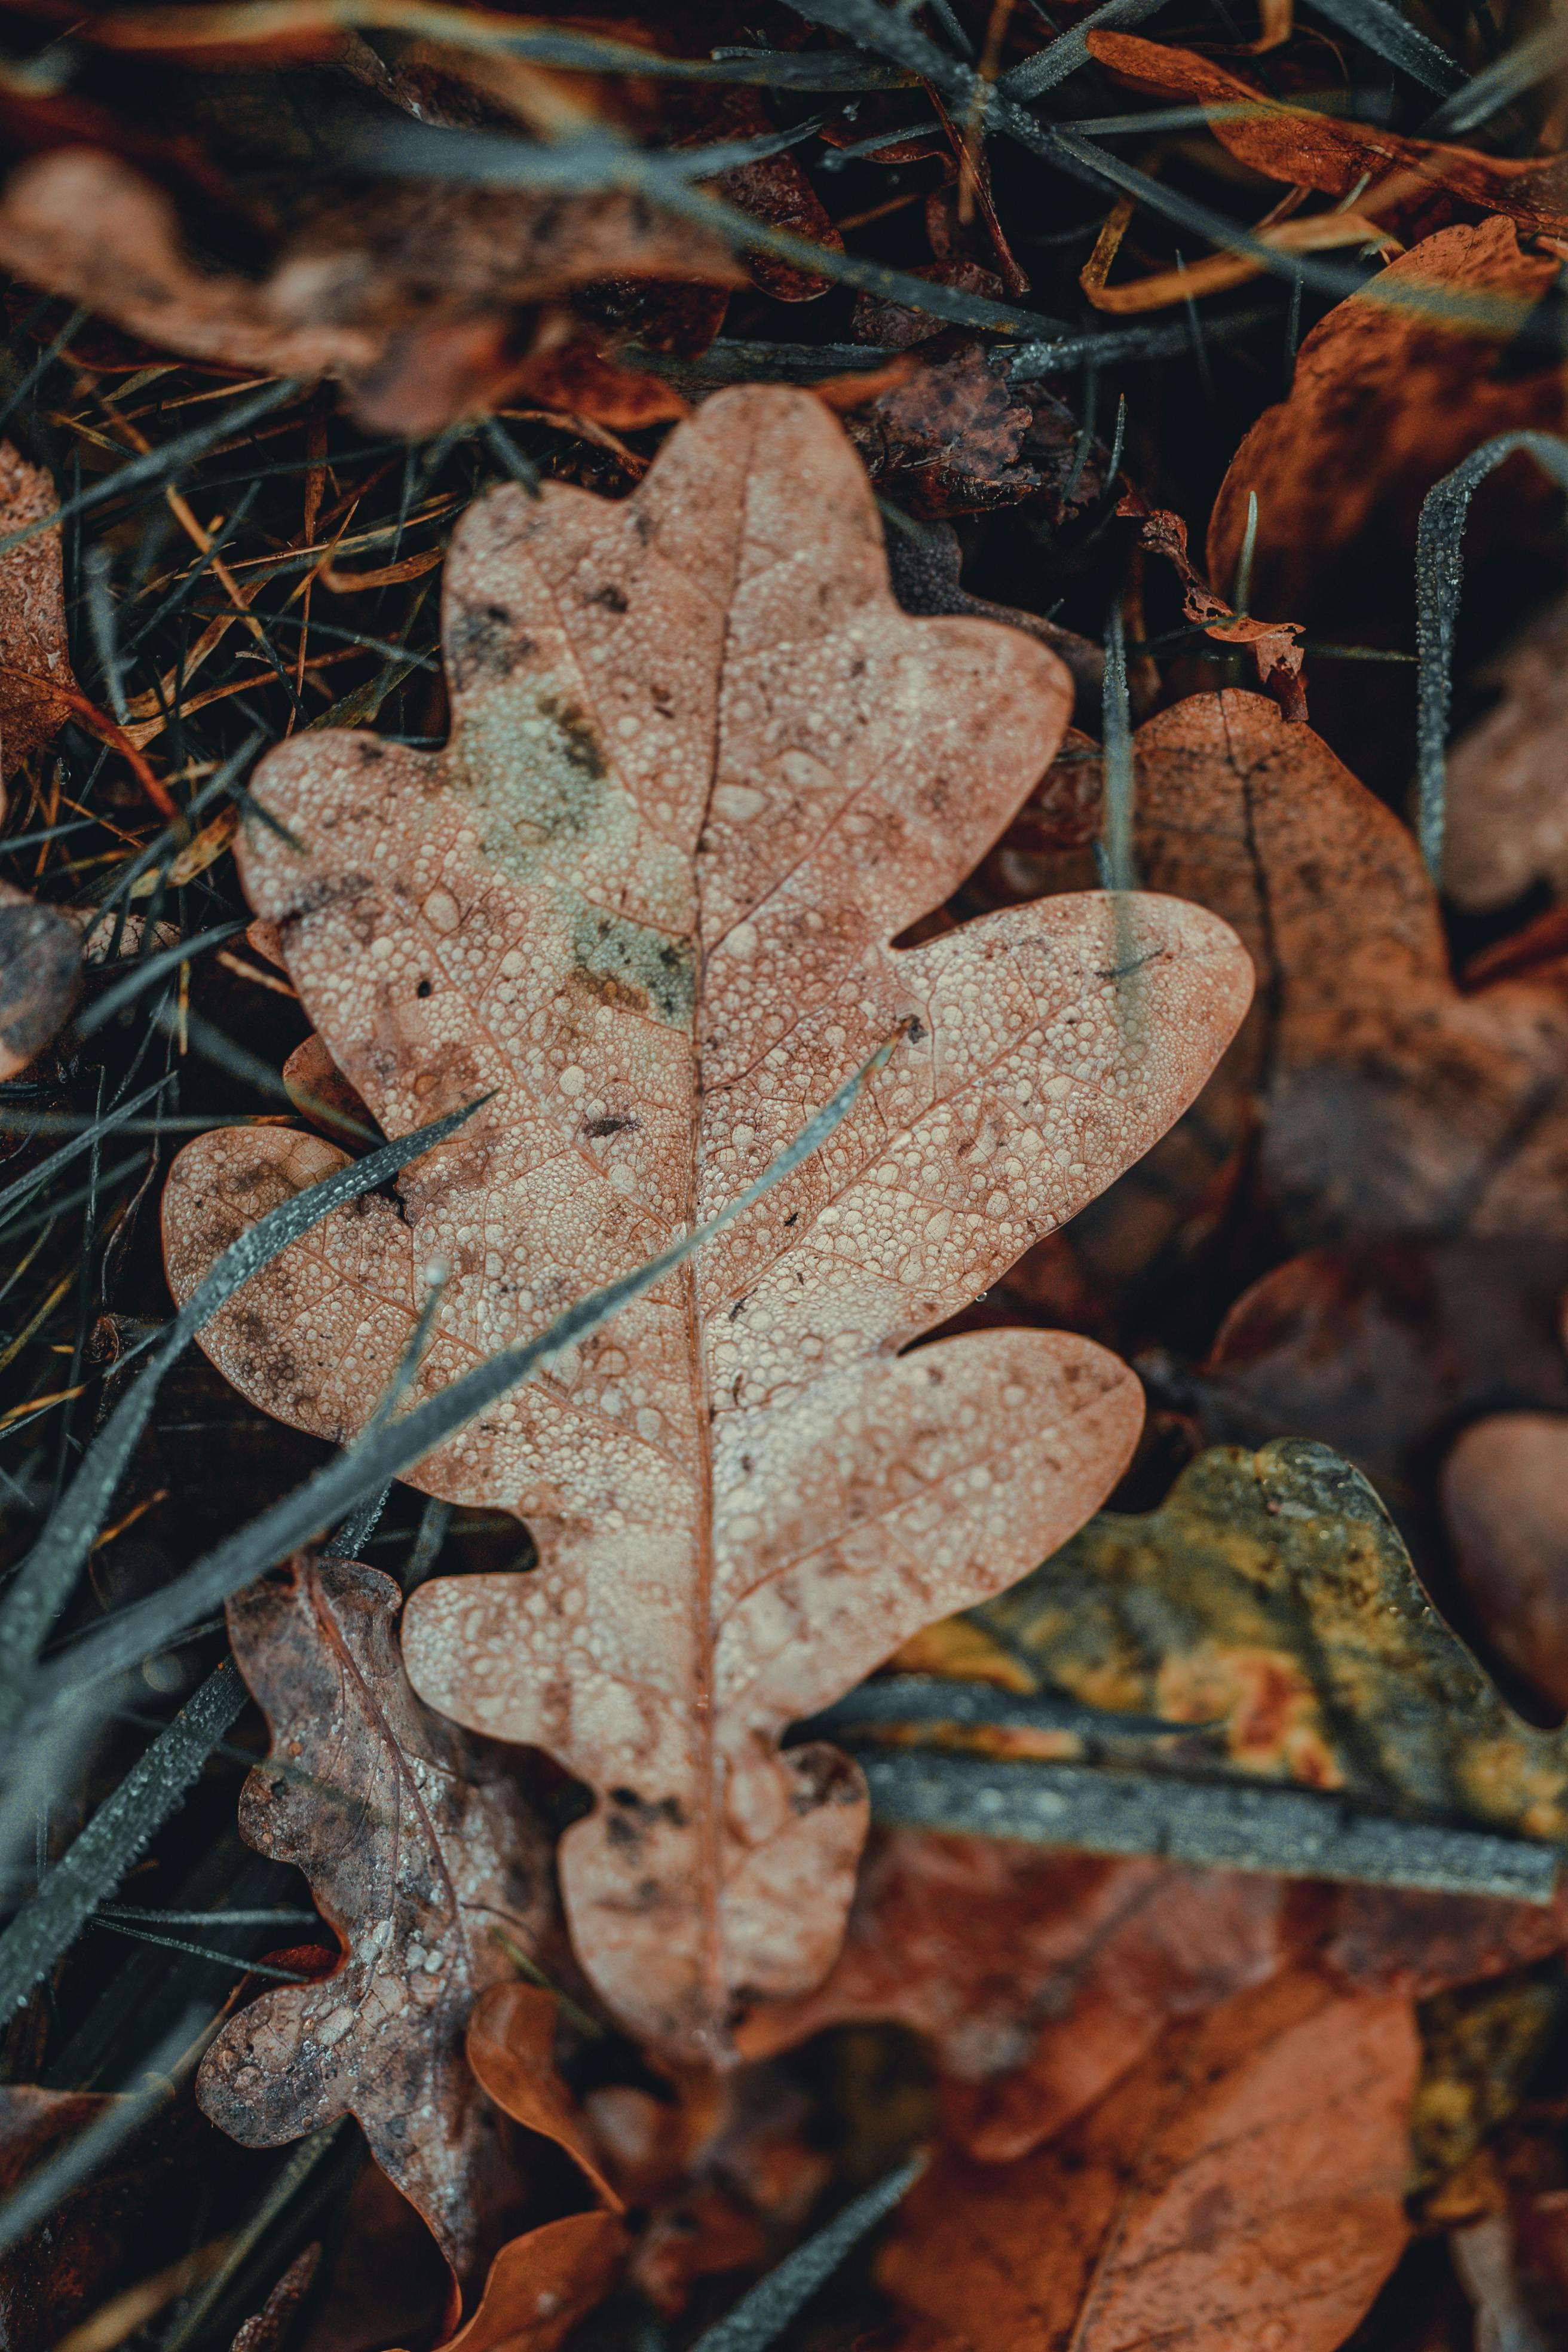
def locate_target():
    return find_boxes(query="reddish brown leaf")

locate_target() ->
[196,1555,561,2312]
[1123,690,1568,1245]
[878,1968,1418,2351]
[466,1983,622,2213]
[1087,33,1568,240]
[0,151,742,437]
[0,439,74,777]
[160,385,1251,2056]
[0,878,79,1083]
[423,2213,624,2352]
[1206,221,1564,644]
[739,1833,1285,2162]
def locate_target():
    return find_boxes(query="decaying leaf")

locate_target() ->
[230,2244,322,2352]
[1123,690,1568,1245]
[1410,1970,1564,2198]
[842,330,1040,518]
[0,879,79,1083]
[0,440,81,1077]
[466,1983,621,2215]
[1442,1415,1568,1719]
[973,1437,1568,1842]
[739,1836,1285,2161]
[1088,33,1568,241]
[1441,594,1568,913]
[430,2213,625,2352]
[196,1555,561,2310]
[1206,221,1565,638]
[161,385,1252,2055]
[1197,1243,1568,1496]
[878,1966,1419,2351]
[0,440,74,779]
[0,149,742,437]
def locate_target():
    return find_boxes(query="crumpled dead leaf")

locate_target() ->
[1207,219,1566,641]
[1088,33,1568,241]
[1123,498,1305,713]
[1442,1414,1568,1720]
[0,440,80,1079]
[739,1836,1285,2161]
[841,329,1041,518]
[974,1437,1568,1842]
[161,384,1251,2056]
[195,1554,562,2317]
[1441,594,1568,914]
[878,1965,1418,2351]
[0,440,74,779]
[0,148,742,439]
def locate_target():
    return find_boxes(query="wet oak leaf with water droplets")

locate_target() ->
[196,1557,561,2315]
[161,385,1251,2058]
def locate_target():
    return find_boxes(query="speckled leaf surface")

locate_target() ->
[161,386,1251,2055]
[975,1438,1568,1842]
[195,1557,558,2311]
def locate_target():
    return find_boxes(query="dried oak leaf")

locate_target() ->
[231,2246,322,2352]
[738,1836,1285,2161]
[1441,593,1568,914]
[197,1555,562,2314]
[1206,220,1564,638]
[1123,690,1568,1245]
[974,1436,1568,1842]
[878,1965,1418,2352]
[1441,1414,1568,1720]
[1088,33,1568,241]
[0,148,743,437]
[160,385,1252,2057]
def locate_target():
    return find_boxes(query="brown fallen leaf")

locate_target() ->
[738,1835,1285,2162]
[1312,1879,1568,2004]
[1441,595,1568,914]
[0,148,742,438]
[1206,220,1564,642]
[1124,690,1568,1245]
[161,384,1251,2056]
[466,1983,622,2215]
[425,2213,624,2352]
[841,329,1041,518]
[196,1555,562,2316]
[0,877,79,1083]
[0,439,74,777]
[878,1966,1418,2351]
[1196,1242,1568,1494]
[1442,1415,1568,1720]
[1087,33,1568,241]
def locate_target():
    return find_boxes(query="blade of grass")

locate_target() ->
[1414,430,1568,877]
[1423,14,1568,131]
[0,1668,246,2016]
[690,2156,926,2351]
[1304,0,1466,96]
[855,1747,1562,1898]
[0,1075,174,1229]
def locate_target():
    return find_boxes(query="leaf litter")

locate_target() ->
[3,1,1568,2346]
